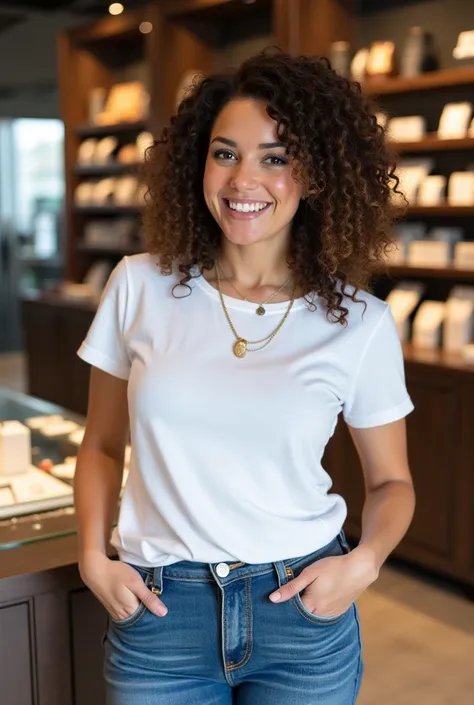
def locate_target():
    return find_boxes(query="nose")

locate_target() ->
[229,159,258,192]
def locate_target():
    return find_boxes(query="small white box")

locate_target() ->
[413,301,446,349]
[438,102,472,139]
[454,242,474,270]
[448,172,474,206]
[418,175,446,206]
[0,421,31,477]
[443,286,474,352]
[386,282,425,342]
[408,240,451,267]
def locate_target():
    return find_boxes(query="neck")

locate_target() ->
[218,238,293,289]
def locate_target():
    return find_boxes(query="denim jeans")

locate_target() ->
[104,532,363,704]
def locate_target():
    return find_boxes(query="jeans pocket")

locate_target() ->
[111,569,153,629]
[292,591,347,625]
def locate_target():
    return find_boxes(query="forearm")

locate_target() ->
[74,446,123,561]
[356,479,415,573]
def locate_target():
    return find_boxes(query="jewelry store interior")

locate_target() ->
[1,0,474,703]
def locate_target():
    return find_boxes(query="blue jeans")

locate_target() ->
[105,532,363,704]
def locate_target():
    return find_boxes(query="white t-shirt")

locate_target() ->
[78,253,414,567]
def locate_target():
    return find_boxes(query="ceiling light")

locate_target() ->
[139,22,153,34]
[109,3,124,15]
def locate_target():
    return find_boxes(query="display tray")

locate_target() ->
[0,388,85,549]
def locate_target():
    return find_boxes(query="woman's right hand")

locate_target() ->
[79,551,168,621]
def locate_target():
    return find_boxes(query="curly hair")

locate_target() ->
[142,49,400,325]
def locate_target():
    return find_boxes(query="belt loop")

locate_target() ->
[152,566,164,595]
[273,560,290,589]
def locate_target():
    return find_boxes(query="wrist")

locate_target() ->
[350,543,381,582]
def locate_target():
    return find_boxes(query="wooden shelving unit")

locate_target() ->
[404,205,474,216]
[402,343,474,373]
[73,205,141,216]
[383,265,474,280]
[392,135,474,154]
[75,120,148,139]
[74,162,142,177]
[364,66,474,96]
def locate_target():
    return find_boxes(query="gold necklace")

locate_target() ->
[217,262,292,316]
[216,266,297,358]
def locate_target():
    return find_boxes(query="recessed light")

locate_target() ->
[109,3,124,16]
[139,21,153,34]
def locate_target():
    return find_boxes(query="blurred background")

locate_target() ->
[0,2,474,705]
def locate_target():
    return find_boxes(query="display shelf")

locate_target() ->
[77,242,143,255]
[404,205,474,217]
[364,66,474,96]
[19,256,63,268]
[403,343,474,373]
[73,205,141,216]
[75,120,148,139]
[74,162,142,177]
[382,265,474,280]
[392,135,474,153]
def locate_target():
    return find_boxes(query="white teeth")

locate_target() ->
[228,201,268,213]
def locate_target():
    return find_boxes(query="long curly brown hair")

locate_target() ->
[142,49,399,324]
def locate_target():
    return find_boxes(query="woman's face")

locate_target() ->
[203,98,304,248]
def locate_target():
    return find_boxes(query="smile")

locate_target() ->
[223,199,272,219]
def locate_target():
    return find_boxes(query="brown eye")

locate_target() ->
[214,149,236,161]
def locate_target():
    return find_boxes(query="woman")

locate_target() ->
[75,50,415,705]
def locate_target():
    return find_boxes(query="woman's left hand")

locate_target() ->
[269,545,379,619]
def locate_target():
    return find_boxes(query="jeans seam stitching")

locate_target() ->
[225,578,253,671]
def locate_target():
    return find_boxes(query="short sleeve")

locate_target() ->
[343,306,414,429]
[77,258,132,380]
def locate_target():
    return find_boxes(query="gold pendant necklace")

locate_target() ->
[216,262,292,316]
[215,266,297,358]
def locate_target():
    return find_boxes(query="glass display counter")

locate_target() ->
[0,387,85,550]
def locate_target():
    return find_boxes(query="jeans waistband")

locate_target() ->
[146,532,348,594]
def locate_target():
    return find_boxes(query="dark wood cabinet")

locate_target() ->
[22,297,94,415]
[0,542,108,705]
[326,357,474,588]
[0,602,35,705]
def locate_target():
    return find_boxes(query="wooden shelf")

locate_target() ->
[392,135,474,153]
[364,66,474,96]
[19,256,63,268]
[76,120,148,139]
[74,162,142,177]
[403,343,474,373]
[380,265,474,280]
[77,242,143,255]
[403,205,474,217]
[73,205,141,216]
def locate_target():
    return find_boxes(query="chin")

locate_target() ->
[220,228,268,247]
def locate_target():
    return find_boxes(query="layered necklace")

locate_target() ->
[216,262,292,317]
[215,263,297,358]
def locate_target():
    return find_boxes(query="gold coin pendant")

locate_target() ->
[256,305,266,316]
[233,339,248,358]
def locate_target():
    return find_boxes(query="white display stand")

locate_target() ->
[413,301,446,349]
[0,422,31,476]
[408,240,451,268]
[443,286,474,352]
[386,282,425,342]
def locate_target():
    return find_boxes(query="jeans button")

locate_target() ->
[216,563,230,578]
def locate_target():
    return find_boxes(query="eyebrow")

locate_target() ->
[211,136,285,150]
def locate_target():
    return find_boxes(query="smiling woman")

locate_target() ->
[142,48,400,324]
[76,48,415,705]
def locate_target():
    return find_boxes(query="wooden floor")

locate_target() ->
[1,353,474,703]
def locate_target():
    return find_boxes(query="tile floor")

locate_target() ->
[1,352,474,704]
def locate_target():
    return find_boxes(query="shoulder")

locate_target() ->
[342,285,389,327]
[115,253,179,291]
[332,284,392,346]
